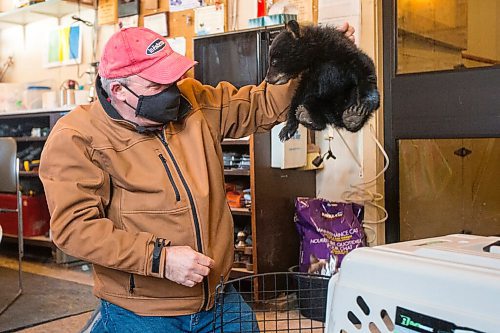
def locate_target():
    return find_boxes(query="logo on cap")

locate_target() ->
[146,39,166,55]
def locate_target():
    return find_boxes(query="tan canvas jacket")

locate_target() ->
[39,77,295,316]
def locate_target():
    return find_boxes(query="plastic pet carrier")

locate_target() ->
[324,234,500,333]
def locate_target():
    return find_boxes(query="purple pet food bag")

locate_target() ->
[295,197,365,275]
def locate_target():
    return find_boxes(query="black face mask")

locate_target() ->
[122,83,181,124]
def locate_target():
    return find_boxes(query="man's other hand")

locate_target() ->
[338,22,356,43]
[164,246,215,287]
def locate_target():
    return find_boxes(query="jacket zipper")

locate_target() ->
[157,131,209,310]
[158,154,181,202]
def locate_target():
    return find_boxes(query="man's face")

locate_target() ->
[112,75,172,127]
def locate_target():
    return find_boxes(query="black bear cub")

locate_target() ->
[265,20,380,141]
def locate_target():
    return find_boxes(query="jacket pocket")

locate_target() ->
[117,147,187,212]
[95,265,202,300]
[132,270,203,299]
[121,207,194,248]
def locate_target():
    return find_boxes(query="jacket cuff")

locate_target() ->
[146,237,170,278]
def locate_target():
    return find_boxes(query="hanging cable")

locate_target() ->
[335,124,389,244]
[334,127,362,169]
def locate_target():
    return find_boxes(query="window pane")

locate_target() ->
[399,138,500,241]
[397,0,500,74]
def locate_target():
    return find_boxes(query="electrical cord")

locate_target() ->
[68,0,98,81]
[335,124,389,244]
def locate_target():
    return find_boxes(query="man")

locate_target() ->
[40,24,354,332]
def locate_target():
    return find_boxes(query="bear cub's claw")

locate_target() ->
[279,126,297,142]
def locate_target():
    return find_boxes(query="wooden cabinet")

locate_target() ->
[194,27,317,277]
[223,132,316,278]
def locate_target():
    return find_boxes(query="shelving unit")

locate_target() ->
[222,137,253,278]
[224,168,250,176]
[221,138,250,146]
[194,27,317,283]
[19,170,39,177]
[230,267,255,278]
[0,108,70,262]
[14,136,48,142]
[222,133,316,280]
[230,207,251,216]
[2,233,53,248]
[0,0,94,28]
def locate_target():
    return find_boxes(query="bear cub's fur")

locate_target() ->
[265,20,380,141]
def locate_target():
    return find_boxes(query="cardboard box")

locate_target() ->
[271,123,307,169]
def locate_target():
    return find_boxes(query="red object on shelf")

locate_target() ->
[0,194,50,237]
[257,0,266,17]
[226,191,244,208]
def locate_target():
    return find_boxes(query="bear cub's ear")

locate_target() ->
[285,20,301,38]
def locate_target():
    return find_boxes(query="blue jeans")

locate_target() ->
[89,284,260,333]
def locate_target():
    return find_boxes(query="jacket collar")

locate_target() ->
[95,75,191,134]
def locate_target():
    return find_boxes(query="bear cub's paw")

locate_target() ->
[342,104,372,132]
[279,124,298,142]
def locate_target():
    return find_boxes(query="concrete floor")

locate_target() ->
[0,252,94,333]
[0,249,325,333]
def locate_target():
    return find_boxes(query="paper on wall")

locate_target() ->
[117,15,139,29]
[143,0,158,10]
[269,0,313,23]
[144,12,169,36]
[318,0,361,46]
[318,0,360,22]
[166,37,187,55]
[44,25,82,68]
[97,0,118,25]
[227,0,257,31]
[169,0,202,12]
[194,4,225,36]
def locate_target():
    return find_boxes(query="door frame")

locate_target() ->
[382,0,500,243]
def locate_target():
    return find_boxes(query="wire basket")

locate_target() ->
[212,271,331,333]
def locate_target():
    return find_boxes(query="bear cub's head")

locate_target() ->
[265,20,306,85]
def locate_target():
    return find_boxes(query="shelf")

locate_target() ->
[0,0,93,27]
[3,233,53,248]
[230,267,255,278]
[222,138,250,146]
[230,207,251,216]
[19,170,39,177]
[0,105,74,117]
[224,168,250,176]
[14,136,48,142]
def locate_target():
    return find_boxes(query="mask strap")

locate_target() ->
[123,100,137,112]
[121,84,140,112]
[121,84,140,98]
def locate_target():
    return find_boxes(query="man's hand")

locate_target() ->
[164,246,215,287]
[338,21,356,43]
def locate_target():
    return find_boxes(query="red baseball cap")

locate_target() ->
[98,27,197,84]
